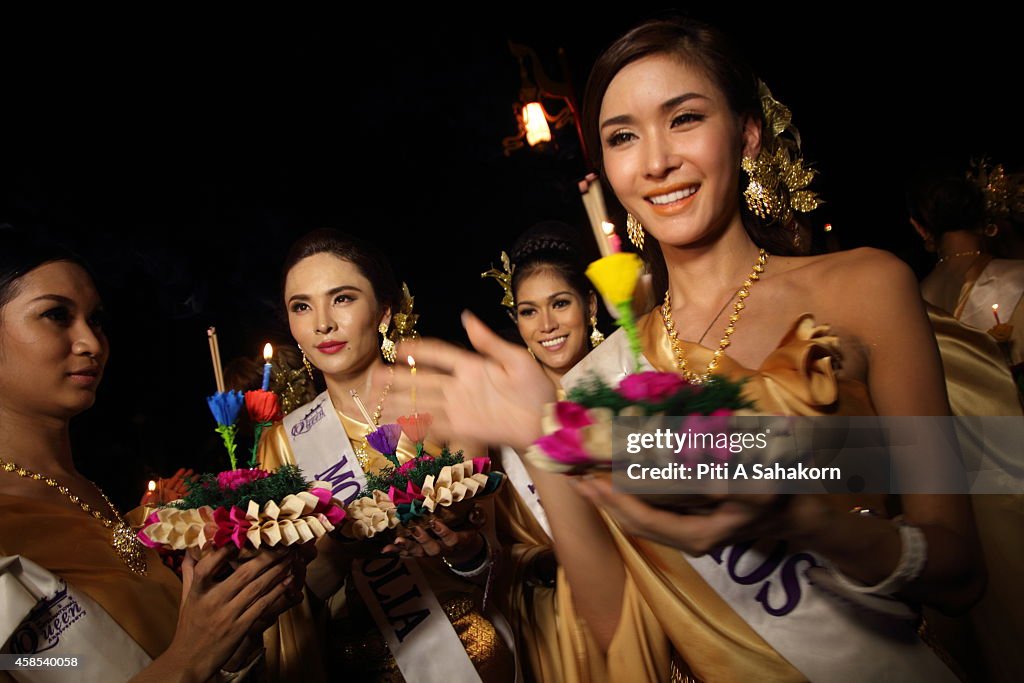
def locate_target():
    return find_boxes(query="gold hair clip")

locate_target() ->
[390,282,420,344]
[481,251,515,309]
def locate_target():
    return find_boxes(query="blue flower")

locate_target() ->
[366,423,403,456]
[207,390,245,426]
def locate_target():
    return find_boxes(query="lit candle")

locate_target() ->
[142,479,158,506]
[602,221,621,253]
[993,304,1001,325]
[261,343,273,391]
[408,355,417,416]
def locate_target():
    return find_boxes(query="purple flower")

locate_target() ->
[366,423,403,455]
[618,372,687,402]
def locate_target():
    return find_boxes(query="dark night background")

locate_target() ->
[2,8,1020,509]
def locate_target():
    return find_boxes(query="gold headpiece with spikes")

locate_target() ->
[481,251,515,309]
[388,282,420,344]
[968,158,1024,222]
[741,81,822,227]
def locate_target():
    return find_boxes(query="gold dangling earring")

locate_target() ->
[589,315,604,348]
[379,321,396,363]
[298,345,315,380]
[626,213,645,251]
[741,155,772,219]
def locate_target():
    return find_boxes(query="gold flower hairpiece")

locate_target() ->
[481,251,515,309]
[742,81,821,227]
[389,282,420,344]
[968,158,1024,222]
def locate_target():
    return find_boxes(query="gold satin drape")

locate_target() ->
[0,495,181,659]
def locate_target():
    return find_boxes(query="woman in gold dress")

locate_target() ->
[386,17,986,683]
[257,228,516,682]
[0,226,305,682]
[484,221,608,682]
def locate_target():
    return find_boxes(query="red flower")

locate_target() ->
[245,390,282,423]
[618,371,688,402]
[217,468,270,490]
[397,413,433,444]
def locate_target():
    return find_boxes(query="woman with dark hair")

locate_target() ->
[388,17,983,682]
[909,172,1024,367]
[486,221,603,386]
[0,226,305,682]
[256,228,515,682]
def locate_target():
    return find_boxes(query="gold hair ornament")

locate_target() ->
[968,158,1024,223]
[741,81,821,227]
[481,251,515,309]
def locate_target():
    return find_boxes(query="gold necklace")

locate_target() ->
[0,457,148,576]
[937,249,982,263]
[351,368,394,468]
[661,248,768,384]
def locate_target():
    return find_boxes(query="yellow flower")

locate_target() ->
[586,253,643,304]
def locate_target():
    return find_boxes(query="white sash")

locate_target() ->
[959,259,1024,332]
[499,446,552,538]
[686,544,957,682]
[564,330,958,682]
[284,392,483,683]
[0,555,151,683]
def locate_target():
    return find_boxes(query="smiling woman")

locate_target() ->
[498,221,600,387]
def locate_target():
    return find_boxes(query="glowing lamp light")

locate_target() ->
[522,102,551,146]
[824,223,833,232]
[147,480,157,492]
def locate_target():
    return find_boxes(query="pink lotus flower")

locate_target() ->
[674,409,735,465]
[618,371,687,402]
[554,401,594,429]
[213,506,252,549]
[217,468,270,490]
[536,427,593,467]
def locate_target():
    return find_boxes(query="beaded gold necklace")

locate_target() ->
[660,248,768,384]
[0,457,148,576]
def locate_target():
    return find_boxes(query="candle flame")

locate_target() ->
[407,355,416,368]
[993,304,1000,312]
[263,343,273,362]
[824,223,833,232]
[602,221,616,236]
[147,480,157,492]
